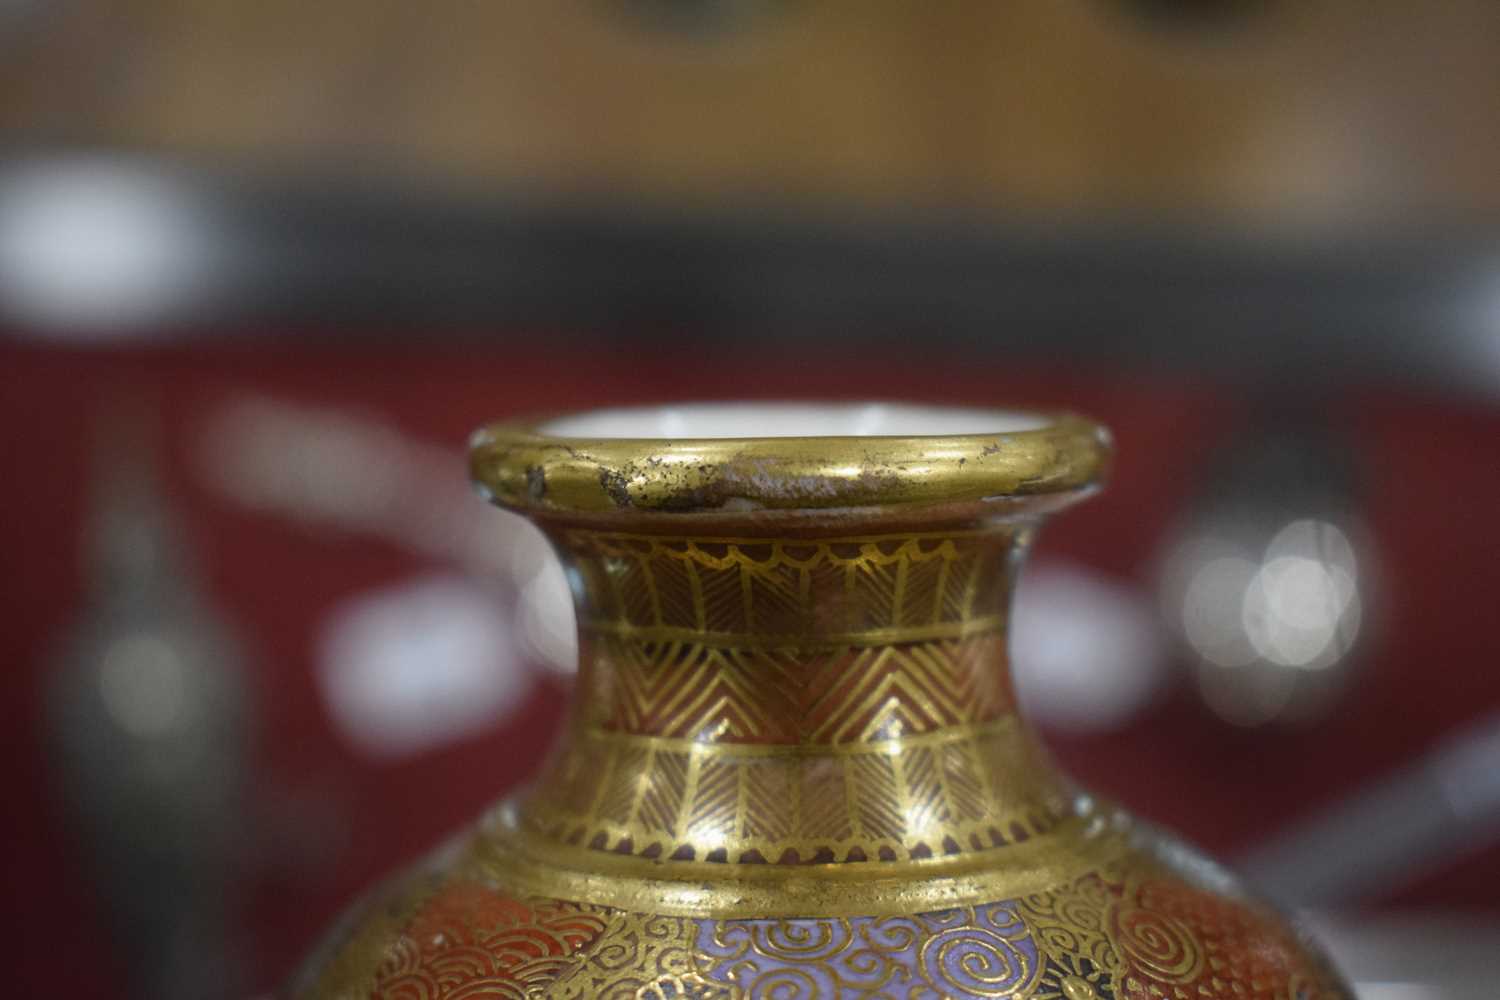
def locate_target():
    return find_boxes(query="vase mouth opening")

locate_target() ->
[537,402,1048,440]
[470,401,1110,518]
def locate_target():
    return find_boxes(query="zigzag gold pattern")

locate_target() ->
[289,417,1352,997]
[565,529,1020,746]
[520,718,1068,864]
[283,419,1362,995]
[564,530,1017,642]
[518,526,1051,866]
[585,632,1014,744]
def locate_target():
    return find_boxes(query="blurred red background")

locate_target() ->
[4,337,1498,996]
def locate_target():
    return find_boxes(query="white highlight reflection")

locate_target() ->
[1181,555,1260,668]
[1177,519,1362,674]
[1012,560,1166,731]
[0,162,220,333]
[1353,986,1443,1000]
[317,575,528,758]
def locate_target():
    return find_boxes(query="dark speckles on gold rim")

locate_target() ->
[469,405,1110,517]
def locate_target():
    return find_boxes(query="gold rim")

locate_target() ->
[469,406,1110,516]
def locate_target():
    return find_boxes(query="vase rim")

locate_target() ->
[470,401,1110,517]
[537,402,1048,439]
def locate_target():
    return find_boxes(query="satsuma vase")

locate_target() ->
[289,403,1350,1000]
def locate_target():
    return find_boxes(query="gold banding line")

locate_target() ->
[578,614,1007,648]
[574,714,1024,758]
[472,808,1130,919]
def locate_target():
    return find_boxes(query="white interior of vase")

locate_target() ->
[539,402,1047,439]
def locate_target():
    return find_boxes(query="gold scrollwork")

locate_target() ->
[548,913,725,999]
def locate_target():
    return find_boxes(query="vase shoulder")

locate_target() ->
[289,814,1350,999]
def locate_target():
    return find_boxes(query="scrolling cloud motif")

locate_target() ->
[693,902,1043,999]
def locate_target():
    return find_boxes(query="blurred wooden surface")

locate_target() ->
[3,0,1499,224]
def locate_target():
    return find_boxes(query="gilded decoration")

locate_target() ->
[289,405,1349,999]
[468,411,1110,515]
[299,861,1345,999]
[512,527,1071,869]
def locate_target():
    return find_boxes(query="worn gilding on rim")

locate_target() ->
[468,410,1109,515]
[289,403,1351,1000]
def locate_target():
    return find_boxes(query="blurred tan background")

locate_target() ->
[5,0,1499,224]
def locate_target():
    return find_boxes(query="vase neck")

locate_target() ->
[513,520,1072,867]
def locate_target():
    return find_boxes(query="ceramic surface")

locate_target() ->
[289,404,1349,999]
